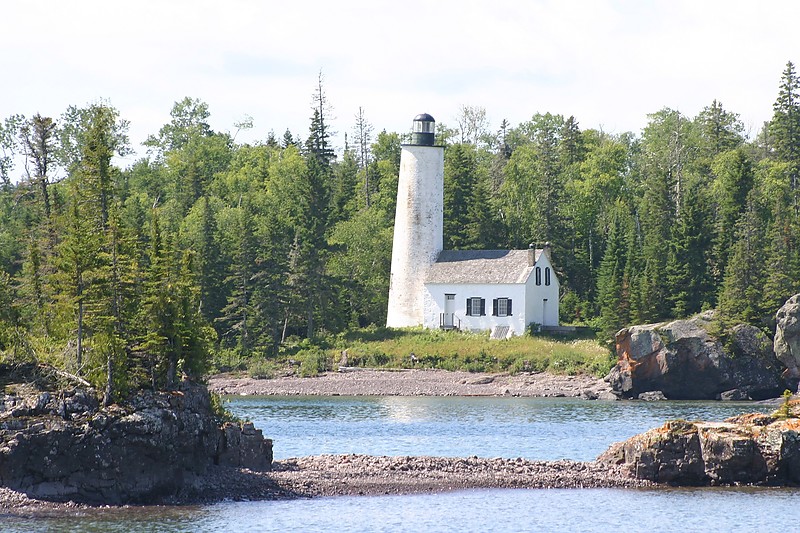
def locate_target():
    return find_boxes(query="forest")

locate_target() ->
[1,63,799,401]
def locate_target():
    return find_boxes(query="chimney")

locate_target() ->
[542,242,552,263]
[528,243,536,266]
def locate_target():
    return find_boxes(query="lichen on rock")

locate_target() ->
[598,400,800,486]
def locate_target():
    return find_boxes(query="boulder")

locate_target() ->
[598,404,800,486]
[775,293,800,389]
[0,379,272,504]
[605,312,786,400]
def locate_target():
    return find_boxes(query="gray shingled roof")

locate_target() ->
[425,249,541,284]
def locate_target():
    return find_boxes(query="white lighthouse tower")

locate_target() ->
[386,113,444,328]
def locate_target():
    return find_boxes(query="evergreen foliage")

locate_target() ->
[2,64,800,388]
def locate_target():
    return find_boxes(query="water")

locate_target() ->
[5,396,796,533]
[226,395,779,461]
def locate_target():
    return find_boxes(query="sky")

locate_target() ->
[2,0,800,171]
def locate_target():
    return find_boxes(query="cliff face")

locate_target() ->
[775,294,800,387]
[605,312,786,400]
[598,403,800,486]
[0,376,272,504]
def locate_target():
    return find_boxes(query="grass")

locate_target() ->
[328,326,615,377]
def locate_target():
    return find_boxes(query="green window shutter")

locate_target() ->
[508,299,513,316]
[492,299,498,316]
[480,299,486,316]
[466,298,472,316]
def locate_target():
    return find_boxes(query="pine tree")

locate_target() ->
[305,72,335,167]
[770,61,800,196]
[709,148,754,286]
[194,196,225,324]
[762,192,800,314]
[54,178,101,372]
[666,182,713,317]
[596,204,629,335]
[444,143,477,249]
[20,114,58,224]
[0,272,19,353]
[718,192,768,325]
[217,205,258,352]
[696,100,744,161]
[330,148,359,222]
[138,212,212,389]
[463,172,500,249]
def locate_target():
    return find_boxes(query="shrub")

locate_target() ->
[299,348,329,377]
[247,358,277,379]
[366,352,390,367]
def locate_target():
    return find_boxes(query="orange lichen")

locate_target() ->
[658,419,697,435]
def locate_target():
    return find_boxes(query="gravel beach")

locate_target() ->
[0,455,652,516]
[208,369,616,399]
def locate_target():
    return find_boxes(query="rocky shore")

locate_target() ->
[0,454,654,516]
[599,401,800,486]
[0,365,273,508]
[208,368,617,399]
[268,454,655,496]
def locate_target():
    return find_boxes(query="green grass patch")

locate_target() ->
[330,326,614,377]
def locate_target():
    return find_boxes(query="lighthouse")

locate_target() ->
[386,113,444,327]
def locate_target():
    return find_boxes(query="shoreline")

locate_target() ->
[0,455,654,516]
[207,369,617,399]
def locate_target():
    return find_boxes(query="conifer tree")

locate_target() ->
[696,100,744,163]
[596,203,631,335]
[193,196,226,324]
[666,181,713,316]
[218,205,258,352]
[770,61,800,196]
[444,143,477,249]
[20,114,58,224]
[55,178,101,372]
[463,172,500,249]
[718,192,768,325]
[709,148,754,285]
[762,192,800,314]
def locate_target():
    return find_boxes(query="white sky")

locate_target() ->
[2,0,799,170]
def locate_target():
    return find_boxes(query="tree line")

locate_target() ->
[1,64,799,396]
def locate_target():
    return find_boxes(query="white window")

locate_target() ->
[466,297,485,316]
[493,298,512,317]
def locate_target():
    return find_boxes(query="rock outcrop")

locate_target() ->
[0,375,272,504]
[598,401,800,486]
[605,312,786,400]
[775,293,800,388]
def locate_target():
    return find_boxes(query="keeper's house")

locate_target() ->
[422,248,559,338]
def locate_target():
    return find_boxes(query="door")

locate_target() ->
[444,294,455,327]
[542,298,548,326]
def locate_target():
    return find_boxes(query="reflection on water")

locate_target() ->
[225,395,776,461]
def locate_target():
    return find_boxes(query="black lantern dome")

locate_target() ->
[411,113,435,146]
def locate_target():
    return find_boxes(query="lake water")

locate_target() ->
[6,396,799,533]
